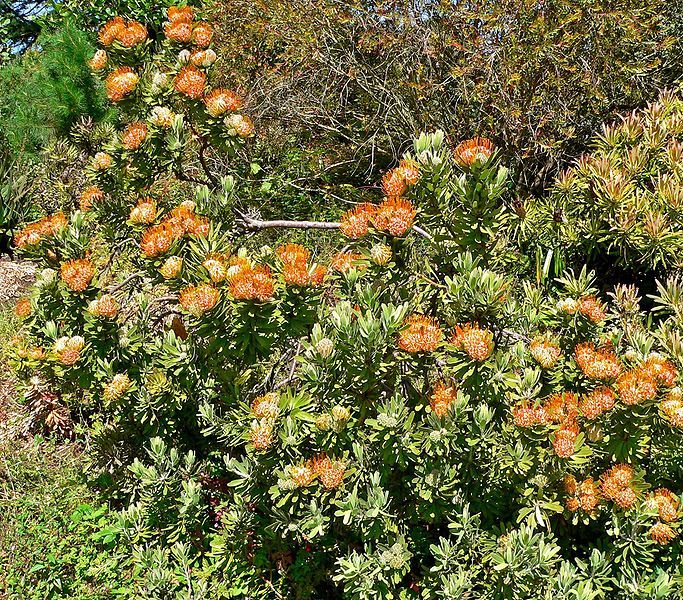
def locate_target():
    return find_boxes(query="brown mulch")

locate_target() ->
[0,258,36,304]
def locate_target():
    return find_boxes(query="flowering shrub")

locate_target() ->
[8,8,683,599]
[527,90,683,272]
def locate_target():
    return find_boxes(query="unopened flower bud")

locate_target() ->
[316,338,334,358]
[315,413,333,431]
[370,243,392,266]
[331,405,350,423]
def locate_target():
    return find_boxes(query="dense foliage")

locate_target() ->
[5,7,683,598]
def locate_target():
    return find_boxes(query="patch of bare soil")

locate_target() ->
[0,258,36,304]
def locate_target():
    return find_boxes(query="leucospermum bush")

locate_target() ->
[8,9,683,599]
[527,90,683,274]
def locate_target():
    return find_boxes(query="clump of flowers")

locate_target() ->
[564,475,601,513]
[574,342,622,381]
[174,66,206,99]
[643,354,678,387]
[229,264,275,301]
[600,464,638,510]
[312,453,346,490]
[648,522,678,545]
[381,158,421,197]
[103,374,132,402]
[340,197,416,239]
[178,283,220,316]
[98,17,148,47]
[450,323,494,362]
[79,186,104,211]
[398,315,442,353]
[14,212,67,248]
[88,294,120,319]
[129,198,157,225]
[616,366,659,406]
[649,488,681,523]
[105,67,139,102]
[529,336,562,369]
[453,137,495,167]
[54,336,85,365]
[553,420,580,458]
[140,205,209,257]
[430,381,457,417]
[331,251,365,273]
[579,387,616,419]
[60,258,95,292]
[121,122,148,150]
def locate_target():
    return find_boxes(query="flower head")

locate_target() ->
[224,113,254,137]
[204,88,242,117]
[578,296,607,323]
[643,354,678,387]
[617,367,658,406]
[178,283,220,316]
[150,106,175,128]
[649,523,677,545]
[164,20,192,42]
[340,203,377,239]
[600,464,637,509]
[430,381,457,417]
[229,264,275,301]
[168,5,194,23]
[331,251,365,273]
[93,152,112,171]
[453,137,495,167]
[191,22,213,47]
[579,387,616,419]
[60,259,95,292]
[574,343,622,381]
[553,421,580,458]
[174,66,206,99]
[451,323,494,362]
[250,421,274,451]
[14,212,67,248]
[54,336,85,365]
[373,196,416,237]
[103,373,132,401]
[398,315,442,353]
[105,67,139,102]
[650,488,681,523]
[129,198,157,225]
[89,49,107,71]
[15,298,31,318]
[98,17,125,46]
[251,392,279,418]
[530,337,562,369]
[190,49,217,67]
[159,255,183,279]
[121,122,148,150]
[79,186,104,211]
[88,294,120,319]
[312,453,346,490]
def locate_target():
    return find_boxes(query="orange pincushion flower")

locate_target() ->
[174,66,206,99]
[454,137,495,167]
[574,343,622,381]
[164,20,192,42]
[398,158,420,186]
[451,323,494,362]
[310,265,328,286]
[340,203,377,239]
[168,6,193,23]
[580,387,616,419]
[542,392,579,424]
[54,336,85,365]
[204,88,243,117]
[129,198,157,225]
[140,223,178,258]
[616,367,658,406]
[14,212,67,248]
[15,298,31,318]
[530,337,562,369]
[290,463,316,488]
[229,265,275,301]
[80,186,104,211]
[250,421,274,451]
[430,381,457,417]
[88,49,107,71]
[60,259,95,292]
[661,394,683,428]
[251,392,279,418]
[578,296,607,323]
[88,294,120,319]
[331,251,365,273]
[565,476,601,512]
[651,488,680,523]
[118,21,148,47]
[98,17,125,46]
[178,283,220,316]
[398,315,442,353]
[374,196,416,237]
[105,67,139,102]
[600,464,637,509]
[121,122,148,150]
[312,453,346,490]
[276,243,312,286]
[643,354,678,387]
[382,168,409,197]
[553,421,580,458]
[649,522,677,544]
[512,403,548,428]
[191,22,213,47]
